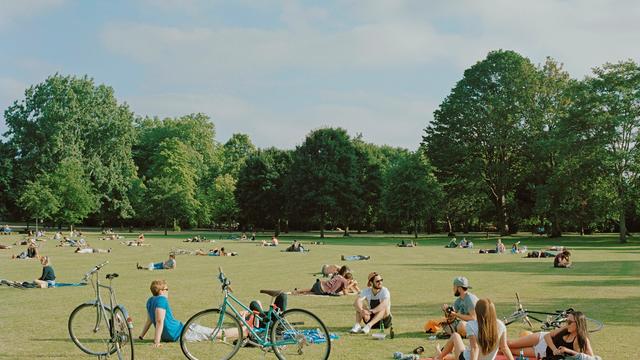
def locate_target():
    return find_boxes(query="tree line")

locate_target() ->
[1,50,639,242]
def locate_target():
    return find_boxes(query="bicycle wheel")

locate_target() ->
[113,306,134,360]
[180,308,243,360]
[68,303,112,356]
[586,317,604,332]
[271,308,331,360]
[503,310,532,328]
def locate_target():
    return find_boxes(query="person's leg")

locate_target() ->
[34,279,47,288]
[363,308,389,333]
[434,334,457,360]
[451,333,466,359]
[456,320,467,337]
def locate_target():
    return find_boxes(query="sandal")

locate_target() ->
[413,346,425,355]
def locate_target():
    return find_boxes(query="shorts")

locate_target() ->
[368,314,393,330]
[534,332,549,357]
[46,280,56,288]
[459,352,465,360]
[150,262,164,270]
[311,279,326,295]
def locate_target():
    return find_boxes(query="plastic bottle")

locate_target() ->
[518,349,525,360]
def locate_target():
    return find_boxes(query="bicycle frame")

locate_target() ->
[217,288,281,348]
[83,267,132,344]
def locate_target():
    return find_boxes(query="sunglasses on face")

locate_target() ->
[566,319,575,325]
[374,279,383,283]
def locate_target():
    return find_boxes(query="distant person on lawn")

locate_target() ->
[554,250,572,268]
[138,254,176,270]
[350,272,392,335]
[442,276,478,337]
[34,256,56,288]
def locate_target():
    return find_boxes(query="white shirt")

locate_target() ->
[463,319,506,360]
[359,287,391,314]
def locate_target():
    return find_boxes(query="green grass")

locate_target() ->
[1,231,639,359]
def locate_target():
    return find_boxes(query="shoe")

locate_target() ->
[390,326,395,339]
[349,324,362,333]
[361,325,370,335]
[341,255,346,261]
[364,256,370,260]
[136,262,143,270]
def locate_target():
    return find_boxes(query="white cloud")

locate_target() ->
[0,0,66,29]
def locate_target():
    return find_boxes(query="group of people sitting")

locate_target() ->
[446,237,474,249]
[259,236,279,247]
[284,240,306,252]
[398,240,418,247]
[294,264,360,296]
[426,276,596,360]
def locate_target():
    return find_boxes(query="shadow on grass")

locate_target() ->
[400,260,640,277]
[555,279,640,287]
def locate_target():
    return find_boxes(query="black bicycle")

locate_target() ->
[503,293,603,333]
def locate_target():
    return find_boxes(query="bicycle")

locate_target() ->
[180,267,331,360]
[68,261,135,359]
[503,292,603,333]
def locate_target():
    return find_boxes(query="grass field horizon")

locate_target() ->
[1,230,638,359]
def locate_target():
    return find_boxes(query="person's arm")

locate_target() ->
[456,307,476,321]
[354,296,370,317]
[499,332,515,360]
[544,326,566,356]
[138,314,153,340]
[469,334,480,360]
[153,307,166,347]
[370,298,390,315]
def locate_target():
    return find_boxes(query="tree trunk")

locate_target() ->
[320,214,325,238]
[275,219,281,237]
[164,216,168,236]
[343,226,350,237]
[446,215,453,234]
[497,193,509,235]
[413,219,418,238]
[619,203,627,244]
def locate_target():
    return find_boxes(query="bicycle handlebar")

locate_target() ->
[217,266,232,292]
[82,261,109,282]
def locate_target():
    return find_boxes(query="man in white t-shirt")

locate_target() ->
[350,272,392,335]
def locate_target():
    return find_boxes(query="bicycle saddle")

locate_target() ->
[106,273,119,279]
[260,289,284,297]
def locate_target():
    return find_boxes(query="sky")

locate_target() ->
[1,0,639,149]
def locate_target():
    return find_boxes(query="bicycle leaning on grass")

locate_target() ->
[503,292,603,333]
[179,267,331,360]
[68,261,135,359]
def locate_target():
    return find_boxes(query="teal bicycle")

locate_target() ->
[179,267,331,360]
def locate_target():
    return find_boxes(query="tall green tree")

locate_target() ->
[424,50,540,235]
[568,60,640,243]
[287,128,360,238]
[211,174,239,229]
[235,148,292,235]
[49,157,99,228]
[352,138,383,232]
[221,133,256,178]
[17,178,60,230]
[4,74,138,225]
[382,152,443,238]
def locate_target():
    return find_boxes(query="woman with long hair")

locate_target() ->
[434,298,513,360]
[507,311,594,359]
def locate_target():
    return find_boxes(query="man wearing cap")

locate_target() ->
[350,272,392,335]
[442,276,478,337]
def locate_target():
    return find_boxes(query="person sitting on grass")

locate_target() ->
[138,280,184,347]
[350,272,392,335]
[12,241,39,259]
[344,272,361,294]
[432,298,514,360]
[293,265,350,296]
[445,237,458,248]
[34,256,56,288]
[496,239,506,253]
[318,264,340,277]
[341,254,370,261]
[138,253,176,270]
[441,276,478,337]
[507,311,594,359]
[285,240,305,252]
[554,249,572,268]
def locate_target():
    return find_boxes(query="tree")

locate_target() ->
[424,50,540,235]
[352,138,383,232]
[221,133,256,178]
[17,178,60,231]
[382,152,443,238]
[48,157,99,228]
[286,128,360,238]
[4,74,138,225]
[210,174,239,229]
[568,60,640,243]
[235,148,292,234]
[147,138,200,234]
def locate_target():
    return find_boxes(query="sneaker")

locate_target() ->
[361,325,371,335]
[136,262,142,270]
[349,324,362,333]
[341,255,346,261]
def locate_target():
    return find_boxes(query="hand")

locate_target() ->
[152,343,163,348]
[553,348,562,356]
[441,304,449,312]
[558,346,568,354]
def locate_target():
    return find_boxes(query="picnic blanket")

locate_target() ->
[282,329,339,344]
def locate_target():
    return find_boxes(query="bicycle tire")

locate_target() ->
[68,303,112,356]
[180,308,243,360]
[271,308,331,360]
[113,306,134,360]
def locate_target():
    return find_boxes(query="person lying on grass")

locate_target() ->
[285,240,305,252]
[507,311,594,360]
[74,246,111,254]
[137,253,176,270]
[293,265,350,296]
[397,239,417,247]
[350,272,391,335]
[341,254,370,261]
[432,298,514,360]
[11,241,39,259]
[194,247,238,256]
[554,250,572,268]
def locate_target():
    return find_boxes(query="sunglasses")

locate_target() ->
[374,279,384,283]
[566,320,575,325]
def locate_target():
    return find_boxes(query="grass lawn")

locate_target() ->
[1,230,639,359]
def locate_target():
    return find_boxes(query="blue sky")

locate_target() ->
[2,0,639,149]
